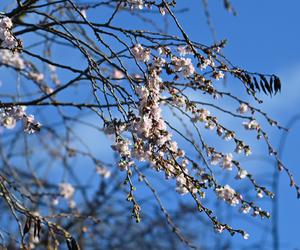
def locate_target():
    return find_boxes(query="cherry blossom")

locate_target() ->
[243,120,260,130]
[59,182,75,200]
[237,103,249,114]
[0,16,18,49]
[216,185,240,206]
[131,44,150,62]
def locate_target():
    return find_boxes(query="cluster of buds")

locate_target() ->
[0,16,18,50]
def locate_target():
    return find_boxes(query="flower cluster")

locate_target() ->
[221,153,234,170]
[243,120,260,130]
[59,182,76,208]
[188,102,254,168]
[236,169,248,179]
[112,137,131,158]
[198,57,213,70]
[171,56,195,78]
[131,44,150,62]
[215,185,241,206]
[210,153,234,170]
[237,103,249,114]
[59,182,75,200]
[212,70,225,80]
[111,137,133,170]
[111,45,200,194]
[0,49,25,69]
[177,45,194,56]
[0,106,41,133]
[127,0,145,9]
[23,115,41,134]
[28,72,44,83]
[0,16,18,49]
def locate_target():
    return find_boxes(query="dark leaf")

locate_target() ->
[249,81,255,92]
[23,217,31,236]
[37,219,41,238]
[34,219,41,238]
[260,75,271,95]
[253,77,260,91]
[224,0,231,10]
[34,221,37,238]
[260,80,268,95]
[67,237,79,250]
[260,74,268,85]
[264,81,272,96]
[244,73,251,84]
[269,76,274,94]
[274,76,281,94]
[223,0,237,15]
[245,74,255,92]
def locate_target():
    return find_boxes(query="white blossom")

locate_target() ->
[210,153,222,166]
[215,224,225,234]
[243,120,260,130]
[28,72,44,83]
[237,103,249,114]
[223,131,234,141]
[193,109,210,122]
[0,50,25,69]
[23,115,41,134]
[0,16,18,49]
[132,44,150,62]
[243,232,250,240]
[51,197,59,206]
[240,205,251,214]
[59,182,75,200]
[199,58,212,70]
[0,106,39,133]
[113,69,124,79]
[221,153,233,170]
[257,190,264,199]
[171,56,195,77]
[111,138,131,158]
[177,45,194,56]
[0,17,13,29]
[216,184,240,206]
[2,116,16,129]
[128,0,144,9]
[157,46,170,56]
[213,70,224,80]
[236,169,248,179]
